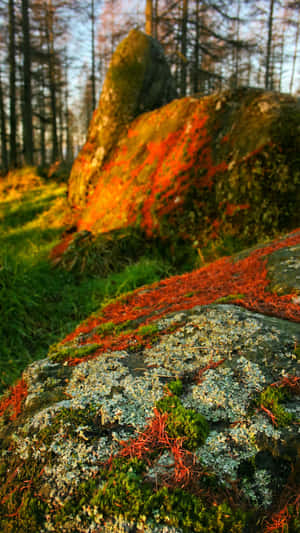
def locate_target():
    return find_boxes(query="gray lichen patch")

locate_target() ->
[65,352,164,428]
[197,415,280,479]
[182,357,266,423]
[146,305,299,377]
[267,243,300,295]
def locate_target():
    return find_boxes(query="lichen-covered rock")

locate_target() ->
[1,231,300,532]
[68,29,177,208]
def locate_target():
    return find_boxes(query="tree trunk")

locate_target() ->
[265,0,275,89]
[91,0,96,110]
[22,0,34,165]
[0,69,8,173]
[180,0,188,97]
[192,0,200,93]
[145,0,153,36]
[58,90,63,160]
[234,0,241,88]
[46,1,59,162]
[153,0,158,39]
[9,0,17,168]
[39,83,46,167]
[279,33,285,92]
[65,73,73,163]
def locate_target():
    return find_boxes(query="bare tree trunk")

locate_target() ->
[234,0,241,88]
[58,89,64,160]
[46,1,59,162]
[0,69,8,173]
[192,0,200,93]
[65,73,73,162]
[22,0,34,165]
[180,0,188,96]
[153,0,158,39]
[145,0,153,36]
[265,0,275,89]
[39,82,46,167]
[91,0,96,110]
[9,0,17,168]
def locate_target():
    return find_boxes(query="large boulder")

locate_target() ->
[64,86,300,270]
[68,29,177,208]
[1,230,300,532]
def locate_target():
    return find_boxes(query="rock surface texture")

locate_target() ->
[68,29,177,208]
[1,230,300,532]
[65,78,300,256]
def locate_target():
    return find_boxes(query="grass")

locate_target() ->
[0,176,174,394]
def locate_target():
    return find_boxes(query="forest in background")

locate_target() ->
[0,0,299,173]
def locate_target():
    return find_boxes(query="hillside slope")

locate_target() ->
[1,230,299,532]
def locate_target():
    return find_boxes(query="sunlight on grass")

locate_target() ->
[0,178,173,393]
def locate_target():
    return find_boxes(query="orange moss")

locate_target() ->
[116,407,199,488]
[0,379,28,421]
[264,485,300,532]
[50,234,74,261]
[62,231,300,365]
[77,99,229,237]
[225,203,250,216]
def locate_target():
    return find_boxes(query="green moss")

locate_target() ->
[156,394,209,450]
[137,323,159,337]
[96,319,135,338]
[295,345,300,360]
[37,406,100,445]
[57,457,246,532]
[167,379,183,396]
[258,386,294,427]
[48,342,99,363]
[185,291,196,298]
[214,294,244,304]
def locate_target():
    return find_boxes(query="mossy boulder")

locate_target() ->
[1,231,300,532]
[68,29,177,208]
[63,85,300,275]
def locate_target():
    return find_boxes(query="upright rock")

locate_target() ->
[68,29,177,208]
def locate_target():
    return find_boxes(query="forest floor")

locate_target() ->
[0,172,177,394]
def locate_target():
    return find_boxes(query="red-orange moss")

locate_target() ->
[264,485,300,532]
[0,379,28,421]
[50,234,74,261]
[61,231,300,365]
[77,99,229,238]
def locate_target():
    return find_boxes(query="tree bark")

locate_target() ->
[0,69,8,173]
[180,0,188,97]
[91,0,96,110]
[22,0,34,165]
[145,0,153,36]
[8,0,17,167]
[265,0,275,89]
[192,0,200,93]
[46,0,59,162]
